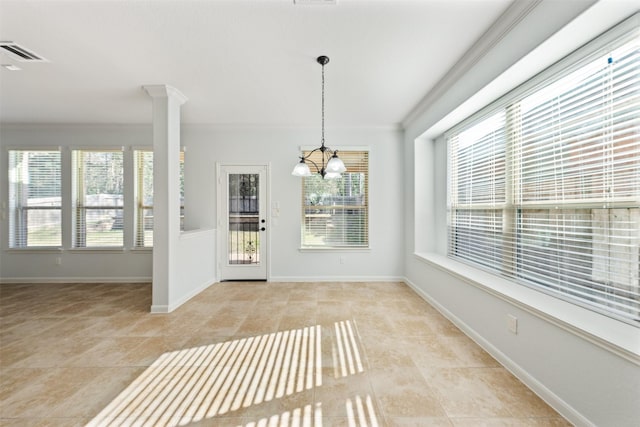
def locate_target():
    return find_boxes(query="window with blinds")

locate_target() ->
[301,150,369,248]
[135,150,154,247]
[8,150,62,248]
[73,150,124,248]
[447,21,639,323]
[134,150,185,247]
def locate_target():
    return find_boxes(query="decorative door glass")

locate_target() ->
[228,173,260,264]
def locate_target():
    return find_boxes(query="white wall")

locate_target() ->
[0,125,153,282]
[403,2,640,426]
[165,228,216,312]
[0,124,403,283]
[183,125,404,281]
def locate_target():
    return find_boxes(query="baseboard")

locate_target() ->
[2,275,401,284]
[150,304,169,314]
[402,276,592,427]
[268,275,404,282]
[150,277,216,314]
[0,276,152,284]
[167,278,215,312]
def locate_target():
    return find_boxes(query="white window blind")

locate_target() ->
[448,111,508,271]
[8,150,62,248]
[301,150,369,248]
[73,150,124,248]
[135,150,154,247]
[447,21,640,323]
[134,150,185,247]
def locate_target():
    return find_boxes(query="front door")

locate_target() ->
[218,165,268,281]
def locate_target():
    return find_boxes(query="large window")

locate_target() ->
[73,150,124,247]
[301,150,369,248]
[134,150,185,247]
[8,150,62,248]
[447,25,639,323]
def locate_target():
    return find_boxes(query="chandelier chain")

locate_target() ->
[292,55,345,179]
[321,61,325,146]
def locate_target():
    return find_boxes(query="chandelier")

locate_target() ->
[292,55,346,179]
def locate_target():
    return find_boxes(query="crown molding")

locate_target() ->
[402,0,542,128]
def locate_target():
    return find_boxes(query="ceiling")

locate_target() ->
[0,0,514,127]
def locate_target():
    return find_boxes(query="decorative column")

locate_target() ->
[142,85,187,313]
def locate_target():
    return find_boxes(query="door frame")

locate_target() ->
[216,163,271,281]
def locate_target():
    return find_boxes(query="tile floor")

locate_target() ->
[0,281,571,426]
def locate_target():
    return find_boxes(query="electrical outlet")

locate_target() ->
[56,257,62,266]
[339,256,345,264]
[507,314,518,334]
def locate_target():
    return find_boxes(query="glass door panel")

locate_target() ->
[228,173,260,265]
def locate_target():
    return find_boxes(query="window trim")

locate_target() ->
[133,148,186,248]
[298,247,371,253]
[7,148,63,249]
[71,148,125,249]
[444,13,640,325]
[134,149,154,248]
[446,13,639,138]
[299,146,370,250]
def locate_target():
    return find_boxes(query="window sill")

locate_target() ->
[6,247,63,254]
[299,247,370,253]
[5,248,151,254]
[67,248,125,253]
[130,247,152,253]
[413,252,640,364]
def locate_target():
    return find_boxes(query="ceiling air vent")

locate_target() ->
[0,42,47,62]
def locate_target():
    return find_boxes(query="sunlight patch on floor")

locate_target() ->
[345,395,378,427]
[332,320,364,378]
[87,321,370,426]
[245,402,321,427]
[87,325,322,426]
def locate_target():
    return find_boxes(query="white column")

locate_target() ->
[142,85,187,312]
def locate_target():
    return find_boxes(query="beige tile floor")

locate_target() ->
[0,281,571,426]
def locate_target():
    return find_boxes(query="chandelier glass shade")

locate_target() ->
[292,55,346,179]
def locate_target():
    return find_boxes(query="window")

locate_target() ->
[134,150,185,247]
[73,150,124,247]
[8,150,62,248]
[135,150,154,247]
[301,150,369,248]
[447,24,639,323]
